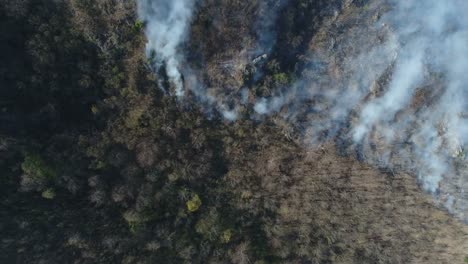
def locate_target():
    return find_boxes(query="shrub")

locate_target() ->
[90,104,98,114]
[132,20,144,33]
[195,209,221,241]
[41,188,56,199]
[273,73,289,84]
[221,229,232,243]
[122,210,149,234]
[21,153,57,181]
[186,194,202,212]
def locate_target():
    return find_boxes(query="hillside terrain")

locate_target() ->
[1,0,467,263]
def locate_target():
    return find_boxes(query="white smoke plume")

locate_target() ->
[138,0,468,221]
[249,0,289,83]
[137,0,196,97]
[353,0,468,213]
[254,0,288,55]
[182,66,239,121]
[255,0,468,220]
[138,0,239,120]
[137,0,289,121]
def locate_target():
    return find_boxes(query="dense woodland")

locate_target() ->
[1,0,468,263]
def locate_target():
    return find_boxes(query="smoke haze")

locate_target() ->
[137,0,195,96]
[139,0,468,221]
[353,0,468,219]
[255,0,468,220]
[254,0,288,55]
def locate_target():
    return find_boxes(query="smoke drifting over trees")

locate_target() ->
[137,0,196,96]
[139,0,468,221]
[2,0,468,263]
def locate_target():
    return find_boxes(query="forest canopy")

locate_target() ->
[1,0,467,263]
